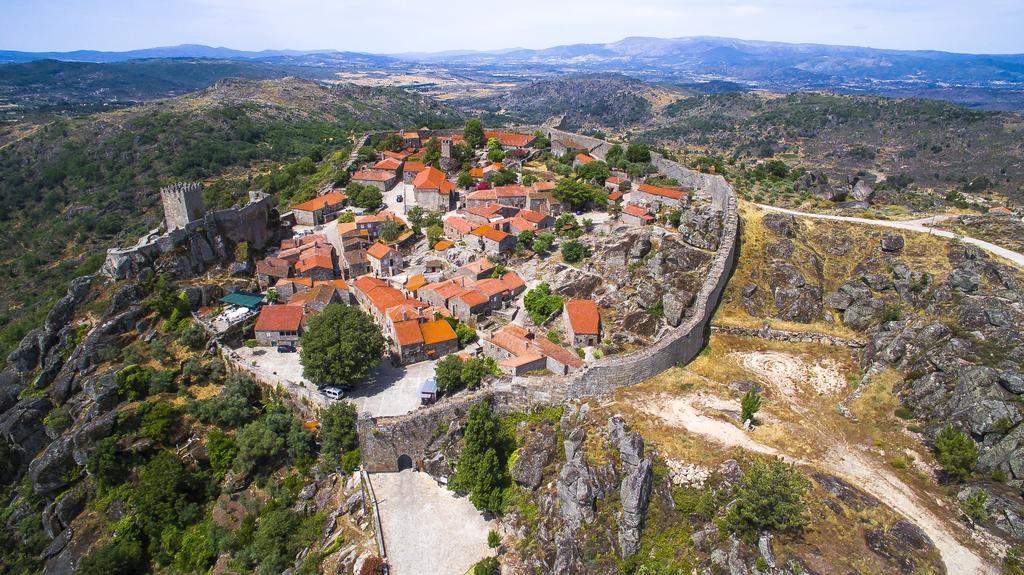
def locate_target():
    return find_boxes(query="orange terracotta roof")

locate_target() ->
[423,279,467,301]
[295,254,334,273]
[565,299,600,335]
[638,183,685,200]
[357,211,407,227]
[404,274,428,292]
[471,278,509,298]
[500,271,525,292]
[353,170,395,182]
[276,277,314,288]
[460,257,495,276]
[575,153,595,165]
[316,279,349,290]
[472,225,510,242]
[607,176,625,185]
[456,289,489,308]
[413,167,452,192]
[393,319,425,347]
[292,191,347,212]
[434,240,454,251]
[484,130,536,148]
[257,257,290,277]
[386,303,429,323]
[420,319,457,345]
[373,157,403,170]
[255,305,304,332]
[483,162,503,173]
[518,209,548,224]
[383,150,411,160]
[533,337,585,369]
[989,206,1012,214]
[366,242,395,260]
[469,167,485,179]
[622,204,654,220]
[403,161,426,173]
[352,275,389,293]
[401,131,420,140]
[444,216,476,235]
[532,181,556,191]
[608,191,623,202]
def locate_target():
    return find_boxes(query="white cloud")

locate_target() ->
[729,4,766,16]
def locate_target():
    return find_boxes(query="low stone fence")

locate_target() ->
[711,324,867,348]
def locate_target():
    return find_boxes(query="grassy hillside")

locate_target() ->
[0,77,462,367]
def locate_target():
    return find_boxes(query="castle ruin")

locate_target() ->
[161,182,205,231]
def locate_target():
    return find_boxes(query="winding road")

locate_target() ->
[754,204,1024,269]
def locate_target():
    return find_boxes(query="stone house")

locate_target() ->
[341,250,370,279]
[482,323,584,376]
[417,278,468,310]
[620,204,655,226]
[563,299,601,347]
[291,191,348,226]
[295,254,335,281]
[352,170,398,191]
[450,289,490,323]
[254,304,304,347]
[470,225,517,255]
[465,185,529,209]
[455,257,496,281]
[366,242,403,277]
[391,318,458,364]
[443,216,476,240]
[634,183,685,210]
[402,161,426,184]
[552,136,587,158]
[287,285,346,315]
[483,130,536,150]
[356,212,407,240]
[574,153,595,168]
[256,256,291,289]
[413,167,456,212]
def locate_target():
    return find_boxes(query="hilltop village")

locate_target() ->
[138,124,724,412]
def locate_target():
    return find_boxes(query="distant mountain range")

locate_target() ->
[2,36,1023,111]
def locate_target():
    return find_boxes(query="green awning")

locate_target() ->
[220,292,264,309]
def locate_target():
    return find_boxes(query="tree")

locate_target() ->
[576,160,610,184]
[427,224,444,248]
[379,220,399,242]
[455,323,477,347]
[207,429,237,481]
[605,144,624,166]
[934,426,978,481]
[625,143,651,163]
[233,411,315,478]
[347,182,383,210]
[319,402,359,471]
[177,322,207,350]
[337,211,355,223]
[962,490,989,523]
[190,373,262,428]
[486,138,505,162]
[87,436,129,488]
[726,457,810,536]
[465,119,485,149]
[474,556,500,575]
[532,130,550,149]
[524,282,564,325]
[356,146,377,163]
[423,137,442,168]
[518,230,536,251]
[461,357,497,390]
[488,169,518,187]
[553,178,594,209]
[434,355,464,395]
[457,171,475,189]
[741,388,762,424]
[378,133,403,152]
[450,402,510,514]
[561,240,590,264]
[78,531,146,575]
[132,451,204,548]
[300,305,385,387]
[533,232,554,254]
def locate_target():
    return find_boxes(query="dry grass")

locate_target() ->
[189,383,223,400]
[715,202,957,338]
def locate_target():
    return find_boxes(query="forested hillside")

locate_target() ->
[0,77,462,367]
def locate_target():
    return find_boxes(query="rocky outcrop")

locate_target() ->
[511,421,557,491]
[609,416,652,558]
[762,213,798,238]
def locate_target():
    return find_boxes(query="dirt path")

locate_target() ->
[754,203,1024,269]
[629,394,996,575]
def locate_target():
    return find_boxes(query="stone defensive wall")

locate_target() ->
[360,129,740,472]
[102,191,274,280]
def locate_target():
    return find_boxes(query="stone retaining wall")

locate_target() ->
[711,324,867,348]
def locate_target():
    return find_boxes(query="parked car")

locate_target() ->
[277,344,296,353]
[321,386,344,400]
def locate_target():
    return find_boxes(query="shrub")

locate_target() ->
[148,369,177,394]
[233,411,315,478]
[934,426,977,481]
[87,436,129,488]
[561,240,590,264]
[741,388,762,424]
[116,364,152,401]
[358,556,387,575]
[177,322,207,350]
[962,490,989,523]
[136,401,178,443]
[726,457,810,536]
[78,531,146,575]
[487,530,501,548]
[190,373,262,428]
[319,402,359,471]
[450,402,512,514]
[44,407,73,433]
[523,283,563,325]
[880,303,903,323]
[207,429,238,481]
[455,322,477,347]
[532,232,555,254]
[473,557,499,575]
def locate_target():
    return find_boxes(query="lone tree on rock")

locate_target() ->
[300,305,384,387]
[741,388,762,425]
[934,425,978,482]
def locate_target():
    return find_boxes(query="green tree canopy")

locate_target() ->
[553,178,607,210]
[625,143,651,163]
[726,457,810,536]
[560,240,590,264]
[576,160,610,185]
[300,304,385,387]
[524,282,564,325]
[465,119,485,149]
[450,401,511,513]
[319,402,359,470]
[934,426,978,481]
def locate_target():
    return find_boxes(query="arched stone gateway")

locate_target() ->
[397,454,413,471]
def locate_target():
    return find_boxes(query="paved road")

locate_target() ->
[754,204,1024,269]
[372,470,494,575]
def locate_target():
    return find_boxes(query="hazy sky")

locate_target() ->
[2,0,1023,54]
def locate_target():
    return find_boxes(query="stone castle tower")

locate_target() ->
[440,137,452,159]
[160,182,205,230]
